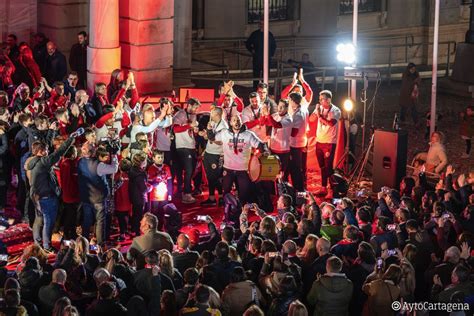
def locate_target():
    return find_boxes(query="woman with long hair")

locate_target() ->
[259,216,278,243]
[363,264,402,316]
[51,297,72,316]
[288,300,308,316]
[158,249,184,289]
[297,234,318,266]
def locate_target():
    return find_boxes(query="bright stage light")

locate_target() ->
[343,99,354,112]
[336,43,356,64]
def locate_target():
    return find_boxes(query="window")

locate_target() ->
[247,0,297,24]
[340,0,382,15]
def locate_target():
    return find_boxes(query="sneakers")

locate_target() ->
[182,193,196,204]
[461,153,470,159]
[201,199,217,207]
[192,189,203,197]
[44,246,57,253]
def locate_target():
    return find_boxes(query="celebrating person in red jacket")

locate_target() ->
[58,146,80,239]
[147,150,172,229]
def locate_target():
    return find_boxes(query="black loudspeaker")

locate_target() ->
[372,129,408,192]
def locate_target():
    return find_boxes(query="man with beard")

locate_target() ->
[209,115,269,204]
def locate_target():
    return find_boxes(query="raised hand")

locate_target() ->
[298,68,305,82]
[292,72,298,86]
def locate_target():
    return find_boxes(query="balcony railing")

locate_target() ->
[247,0,292,23]
[340,0,382,15]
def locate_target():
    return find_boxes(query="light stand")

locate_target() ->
[361,74,368,151]
[335,99,357,175]
[343,68,379,156]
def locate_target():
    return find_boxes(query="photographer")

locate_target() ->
[78,142,119,245]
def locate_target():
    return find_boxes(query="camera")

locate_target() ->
[99,137,121,155]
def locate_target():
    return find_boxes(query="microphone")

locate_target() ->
[71,127,85,138]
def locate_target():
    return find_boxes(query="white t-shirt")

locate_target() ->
[270,113,292,153]
[215,129,262,171]
[173,109,196,149]
[205,119,229,155]
[315,104,341,144]
[290,107,309,148]
[241,105,267,141]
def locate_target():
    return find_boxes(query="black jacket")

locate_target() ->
[201,258,242,294]
[132,269,163,315]
[128,166,148,205]
[38,283,68,315]
[268,292,299,316]
[245,29,277,65]
[69,42,87,87]
[26,136,74,199]
[172,250,200,275]
[44,50,67,84]
[85,298,127,316]
[18,268,50,304]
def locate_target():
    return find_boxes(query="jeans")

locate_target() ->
[273,151,290,181]
[223,169,252,204]
[33,197,59,249]
[289,147,305,191]
[62,202,80,240]
[131,203,145,236]
[203,152,223,197]
[116,212,128,235]
[315,142,336,187]
[82,202,106,244]
[176,148,197,194]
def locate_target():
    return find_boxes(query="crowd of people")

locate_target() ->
[0,29,473,316]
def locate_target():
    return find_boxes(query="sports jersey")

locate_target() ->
[205,119,229,155]
[215,128,262,171]
[270,113,292,153]
[173,109,196,149]
[290,107,309,148]
[241,105,267,141]
[315,104,341,144]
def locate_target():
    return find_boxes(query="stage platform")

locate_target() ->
[1,169,326,271]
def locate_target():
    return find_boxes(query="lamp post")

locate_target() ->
[430,0,440,136]
[263,0,269,84]
[351,0,358,102]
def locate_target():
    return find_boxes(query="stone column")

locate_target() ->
[120,0,174,94]
[87,0,121,90]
